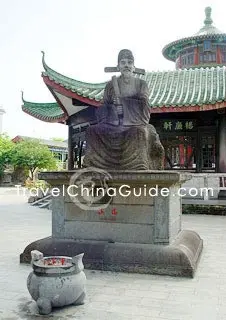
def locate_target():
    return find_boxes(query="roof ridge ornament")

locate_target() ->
[204,7,213,26]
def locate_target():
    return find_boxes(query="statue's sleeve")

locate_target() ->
[103,81,114,105]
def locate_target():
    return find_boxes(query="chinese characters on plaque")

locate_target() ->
[161,120,196,132]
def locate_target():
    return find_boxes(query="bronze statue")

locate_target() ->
[83,49,164,170]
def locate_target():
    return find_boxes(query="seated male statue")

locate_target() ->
[83,49,164,170]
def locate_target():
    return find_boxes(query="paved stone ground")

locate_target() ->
[0,187,226,320]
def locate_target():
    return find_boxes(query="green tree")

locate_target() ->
[11,139,57,180]
[0,134,14,176]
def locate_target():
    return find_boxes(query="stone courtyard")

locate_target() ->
[1,187,226,320]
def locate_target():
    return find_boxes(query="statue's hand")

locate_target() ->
[116,105,123,115]
[113,97,121,105]
[113,97,123,115]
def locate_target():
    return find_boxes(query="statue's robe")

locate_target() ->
[83,76,164,170]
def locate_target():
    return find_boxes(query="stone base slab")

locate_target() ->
[20,230,203,277]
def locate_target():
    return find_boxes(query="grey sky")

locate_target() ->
[0,0,225,139]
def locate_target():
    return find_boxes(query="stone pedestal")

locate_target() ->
[20,170,203,277]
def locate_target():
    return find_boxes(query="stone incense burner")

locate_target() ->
[27,250,86,315]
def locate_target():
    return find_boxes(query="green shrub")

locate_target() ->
[182,204,226,215]
[25,179,50,191]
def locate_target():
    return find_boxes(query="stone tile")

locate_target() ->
[167,285,198,294]
[159,311,193,320]
[0,291,22,300]
[140,297,165,308]
[190,306,219,320]
[0,298,21,311]
[91,293,142,305]
[109,303,160,317]
[124,288,169,299]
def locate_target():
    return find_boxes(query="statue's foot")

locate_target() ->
[37,298,52,315]
[73,291,86,305]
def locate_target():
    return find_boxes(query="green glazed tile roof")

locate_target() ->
[146,67,226,108]
[163,7,226,62]
[23,63,226,122]
[42,53,226,107]
[22,92,65,122]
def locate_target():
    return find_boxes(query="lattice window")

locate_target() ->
[200,52,216,63]
[222,51,226,62]
[203,40,212,51]
[187,54,194,65]
[201,136,215,169]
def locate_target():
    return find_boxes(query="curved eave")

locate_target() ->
[22,100,226,122]
[162,33,226,62]
[42,75,102,107]
[43,68,226,113]
[41,51,105,106]
[186,63,226,69]
[22,102,67,123]
[151,101,226,113]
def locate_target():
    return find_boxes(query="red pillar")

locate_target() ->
[187,145,192,167]
[216,47,222,64]
[194,47,199,65]
[179,137,184,166]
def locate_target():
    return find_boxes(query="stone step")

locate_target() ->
[38,200,51,208]
[31,195,51,206]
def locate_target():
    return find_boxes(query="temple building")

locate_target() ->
[22,7,226,173]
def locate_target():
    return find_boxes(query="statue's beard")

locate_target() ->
[122,69,132,78]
